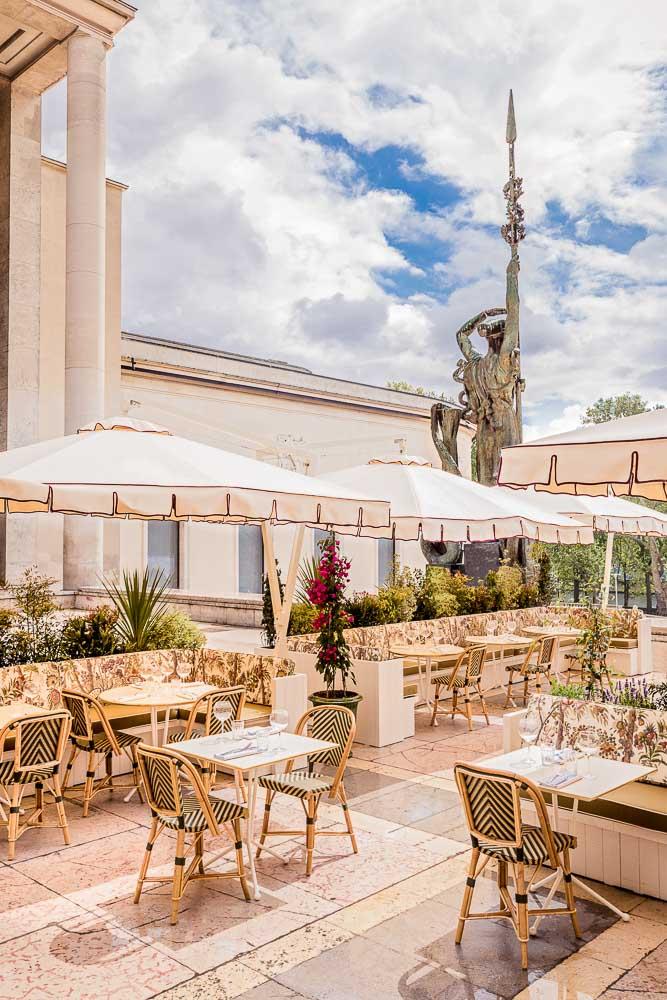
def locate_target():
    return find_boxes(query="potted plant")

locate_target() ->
[577,604,613,692]
[306,536,362,715]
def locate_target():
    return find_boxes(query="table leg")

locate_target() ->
[150,708,159,746]
[245,770,261,900]
[424,657,433,708]
[163,708,172,745]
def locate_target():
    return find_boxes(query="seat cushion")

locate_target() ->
[158,794,246,832]
[479,825,576,864]
[258,771,333,800]
[431,670,472,688]
[0,760,58,785]
[72,729,140,754]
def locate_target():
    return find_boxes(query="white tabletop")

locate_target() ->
[464,633,532,647]
[175,731,336,773]
[99,682,216,709]
[481,748,656,802]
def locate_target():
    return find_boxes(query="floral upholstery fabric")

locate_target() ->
[0,648,294,710]
[528,693,667,788]
[289,606,641,663]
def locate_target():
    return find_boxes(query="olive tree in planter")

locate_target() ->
[306,536,362,715]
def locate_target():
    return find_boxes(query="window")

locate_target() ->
[378,537,395,587]
[147,521,180,588]
[238,524,264,594]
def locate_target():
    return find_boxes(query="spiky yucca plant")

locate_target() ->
[103,568,170,652]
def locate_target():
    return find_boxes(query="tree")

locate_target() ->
[583,394,661,425]
[584,394,667,614]
[386,380,454,403]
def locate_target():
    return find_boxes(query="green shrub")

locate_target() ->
[412,569,459,619]
[61,606,121,659]
[261,564,284,648]
[288,602,318,635]
[376,584,416,624]
[439,572,476,615]
[0,608,15,631]
[344,592,384,627]
[104,568,170,652]
[489,564,523,609]
[9,568,62,662]
[514,583,540,608]
[149,610,205,650]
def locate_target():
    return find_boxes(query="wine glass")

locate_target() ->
[175,660,190,684]
[518,711,540,765]
[577,728,598,779]
[213,699,233,735]
[270,708,289,747]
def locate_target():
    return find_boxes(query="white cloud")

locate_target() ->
[41,0,667,425]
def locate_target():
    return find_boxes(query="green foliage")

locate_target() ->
[9,568,61,662]
[535,546,554,604]
[344,592,384,627]
[576,604,613,692]
[296,552,324,605]
[376,584,417,624]
[438,571,476,614]
[61,606,121,659]
[288,602,318,635]
[550,680,588,700]
[489,564,523,608]
[583,394,660,424]
[261,562,284,648]
[0,609,15,631]
[385,380,454,403]
[103,568,171,652]
[149,610,205,650]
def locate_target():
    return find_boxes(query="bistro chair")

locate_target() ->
[168,685,246,799]
[256,705,357,876]
[430,645,489,730]
[61,689,144,815]
[0,710,71,860]
[454,762,580,970]
[504,636,557,708]
[134,743,250,924]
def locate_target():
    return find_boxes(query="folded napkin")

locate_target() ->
[244,725,279,737]
[541,770,579,789]
[214,743,260,761]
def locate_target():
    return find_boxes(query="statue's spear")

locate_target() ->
[501,89,526,438]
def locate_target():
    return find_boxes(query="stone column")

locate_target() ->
[0,79,42,582]
[63,31,107,590]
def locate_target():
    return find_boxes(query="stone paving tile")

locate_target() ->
[156,961,268,999]
[3,800,139,864]
[513,953,623,1000]
[604,938,667,993]
[347,781,462,826]
[0,866,86,945]
[0,913,190,1000]
[378,744,485,775]
[580,913,667,970]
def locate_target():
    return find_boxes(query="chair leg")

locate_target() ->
[455,847,480,944]
[62,745,79,794]
[305,796,318,876]
[52,773,71,847]
[105,753,114,792]
[522,675,530,706]
[170,829,186,925]
[256,789,274,859]
[233,818,251,901]
[476,682,490,726]
[504,672,515,708]
[463,686,473,732]
[134,817,160,903]
[562,848,581,938]
[34,781,44,826]
[82,751,97,818]
[195,832,205,874]
[130,746,145,803]
[451,689,458,719]
[339,783,358,854]
[430,684,441,727]
[515,862,529,970]
[7,782,21,861]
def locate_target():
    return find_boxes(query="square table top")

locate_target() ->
[480,748,656,802]
[175,731,336,773]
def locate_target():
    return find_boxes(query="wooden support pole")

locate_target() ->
[274,524,306,658]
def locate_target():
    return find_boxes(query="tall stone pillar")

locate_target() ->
[63,32,107,590]
[0,79,42,582]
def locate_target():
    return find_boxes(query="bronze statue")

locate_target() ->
[445,90,526,486]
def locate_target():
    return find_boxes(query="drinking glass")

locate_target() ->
[256,731,269,753]
[518,711,540,765]
[270,708,289,746]
[231,719,244,741]
[175,660,190,684]
[577,728,598,779]
[213,699,233,734]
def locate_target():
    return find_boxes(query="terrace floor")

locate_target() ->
[2,696,666,1000]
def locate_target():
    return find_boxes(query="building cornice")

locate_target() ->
[41,155,128,190]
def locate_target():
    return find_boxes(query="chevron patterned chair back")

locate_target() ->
[0,710,72,860]
[537,636,557,667]
[62,689,121,754]
[170,685,246,742]
[134,743,250,923]
[505,635,558,708]
[453,762,580,969]
[10,710,70,774]
[430,645,490,731]
[302,704,355,778]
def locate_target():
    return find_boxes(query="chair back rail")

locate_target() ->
[295,705,356,794]
[0,710,71,775]
[136,743,220,835]
[61,689,121,754]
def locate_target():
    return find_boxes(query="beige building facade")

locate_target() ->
[0,0,473,615]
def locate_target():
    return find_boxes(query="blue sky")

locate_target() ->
[42,0,667,439]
